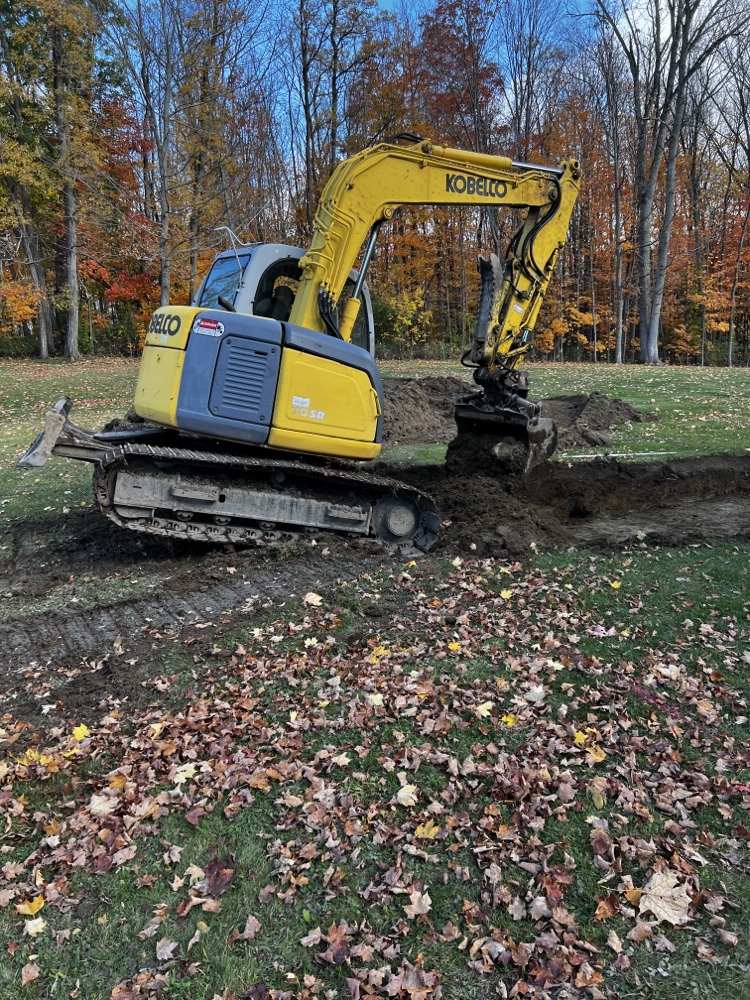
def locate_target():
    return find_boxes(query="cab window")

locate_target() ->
[254,259,302,322]
[198,253,251,309]
[254,259,371,351]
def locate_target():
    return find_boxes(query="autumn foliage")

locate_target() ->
[2,0,750,364]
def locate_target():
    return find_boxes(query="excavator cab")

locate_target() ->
[195,244,375,355]
[132,241,384,462]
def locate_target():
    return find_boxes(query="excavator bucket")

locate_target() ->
[448,399,557,476]
[446,252,557,477]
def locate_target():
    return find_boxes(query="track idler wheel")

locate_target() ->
[372,495,440,553]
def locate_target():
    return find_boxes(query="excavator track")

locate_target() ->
[92,442,440,555]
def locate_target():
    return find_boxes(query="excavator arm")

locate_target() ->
[290,137,581,475]
[289,138,581,377]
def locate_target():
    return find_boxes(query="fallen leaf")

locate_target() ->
[717,929,739,948]
[626,921,653,943]
[300,927,323,947]
[237,913,261,941]
[415,819,440,840]
[594,894,618,921]
[696,940,722,965]
[174,762,197,784]
[303,592,323,606]
[15,897,44,917]
[528,896,551,920]
[574,962,604,988]
[21,963,40,987]
[639,871,691,925]
[475,701,494,718]
[23,917,46,937]
[155,937,178,961]
[524,684,546,705]
[606,929,623,953]
[89,794,118,816]
[403,889,432,918]
[396,784,418,807]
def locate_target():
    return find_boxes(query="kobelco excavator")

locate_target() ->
[19,138,581,553]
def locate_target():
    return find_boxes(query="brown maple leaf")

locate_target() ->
[594,893,618,921]
[203,856,235,897]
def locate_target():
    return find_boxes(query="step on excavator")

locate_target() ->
[19,138,581,553]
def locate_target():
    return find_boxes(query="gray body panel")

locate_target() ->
[175,312,384,447]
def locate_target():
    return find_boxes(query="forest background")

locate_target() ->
[2,0,750,367]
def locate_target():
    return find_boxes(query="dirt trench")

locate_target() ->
[2,378,749,698]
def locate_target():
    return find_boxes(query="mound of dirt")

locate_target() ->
[381,376,470,444]
[543,393,652,450]
[382,379,650,448]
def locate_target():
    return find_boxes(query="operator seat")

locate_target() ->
[271,285,294,322]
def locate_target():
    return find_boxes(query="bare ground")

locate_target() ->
[1,377,748,721]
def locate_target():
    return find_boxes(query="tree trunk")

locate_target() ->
[63,180,79,359]
[728,197,750,368]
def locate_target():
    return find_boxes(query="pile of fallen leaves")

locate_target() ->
[1,556,748,998]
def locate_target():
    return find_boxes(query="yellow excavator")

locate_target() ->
[19,138,581,553]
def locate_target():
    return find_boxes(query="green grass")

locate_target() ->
[2,357,750,998]
[530,362,750,461]
[2,549,748,998]
[0,358,138,526]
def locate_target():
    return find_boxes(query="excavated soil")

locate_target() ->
[381,377,652,449]
[2,377,749,719]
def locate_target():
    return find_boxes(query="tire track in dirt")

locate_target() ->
[0,547,385,668]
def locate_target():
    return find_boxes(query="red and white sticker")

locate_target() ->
[192,317,225,337]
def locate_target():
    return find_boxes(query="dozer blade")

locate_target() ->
[447,399,557,476]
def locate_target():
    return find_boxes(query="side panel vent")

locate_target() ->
[209,337,278,424]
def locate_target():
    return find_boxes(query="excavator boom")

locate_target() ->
[290,138,580,473]
[290,139,580,366]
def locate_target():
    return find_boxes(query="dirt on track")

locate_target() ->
[2,376,749,717]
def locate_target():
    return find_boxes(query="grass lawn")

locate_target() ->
[4,359,750,524]
[0,358,749,999]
